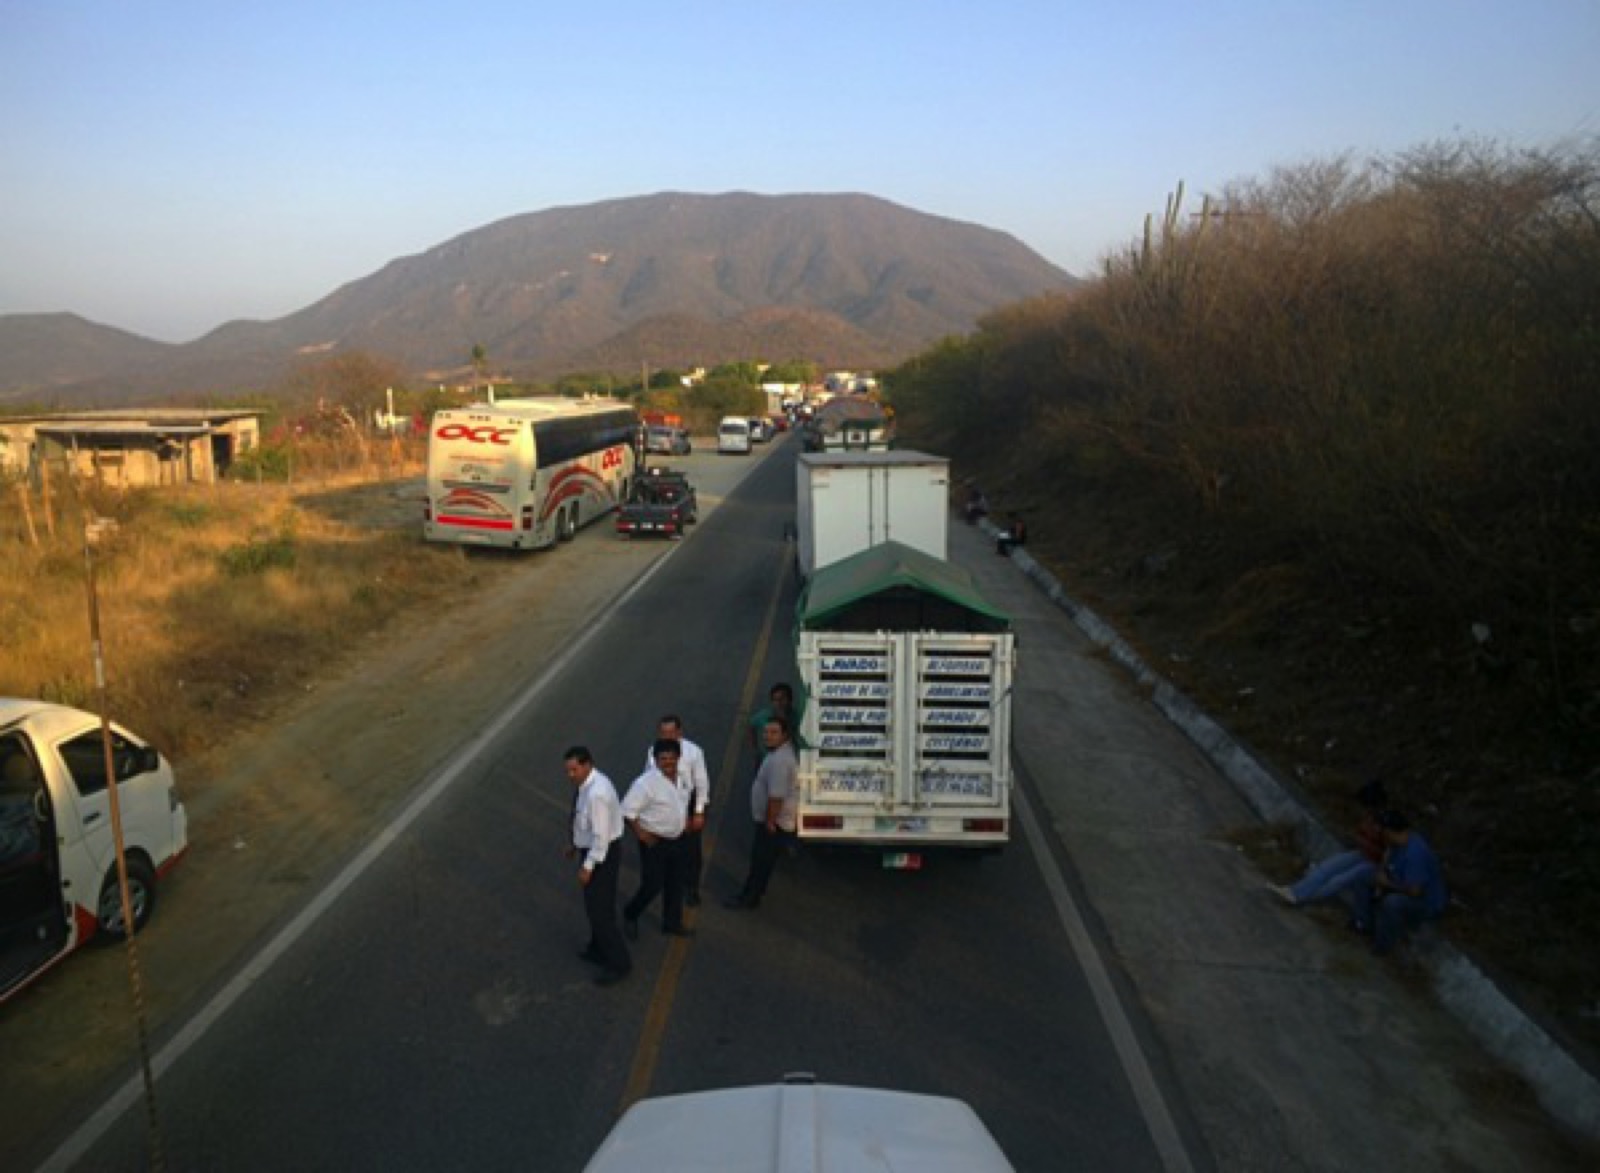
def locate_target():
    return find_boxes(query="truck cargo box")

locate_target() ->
[795,450,949,581]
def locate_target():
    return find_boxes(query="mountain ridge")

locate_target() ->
[0,192,1075,405]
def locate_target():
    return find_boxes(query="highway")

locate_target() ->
[39,440,1188,1171]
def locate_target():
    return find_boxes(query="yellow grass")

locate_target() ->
[2,472,476,766]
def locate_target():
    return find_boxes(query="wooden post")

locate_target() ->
[16,481,39,546]
[38,455,56,537]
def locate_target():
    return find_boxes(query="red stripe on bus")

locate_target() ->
[439,515,516,531]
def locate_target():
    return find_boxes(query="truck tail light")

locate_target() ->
[963,818,1006,834]
[802,814,843,831]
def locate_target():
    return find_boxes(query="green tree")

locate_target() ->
[708,360,762,387]
[687,374,764,421]
[470,343,487,391]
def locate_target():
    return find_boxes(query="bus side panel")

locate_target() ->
[540,441,634,533]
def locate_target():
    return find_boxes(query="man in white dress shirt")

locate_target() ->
[621,740,694,939]
[565,746,631,986]
[646,715,710,906]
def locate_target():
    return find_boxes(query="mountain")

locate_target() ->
[0,314,177,400]
[0,192,1076,405]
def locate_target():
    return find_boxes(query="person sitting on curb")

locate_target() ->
[1354,809,1449,956]
[1270,779,1386,908]
[996,513,1027,557]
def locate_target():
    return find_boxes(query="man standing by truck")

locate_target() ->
[747,682,802,759]
[724,716,799,911]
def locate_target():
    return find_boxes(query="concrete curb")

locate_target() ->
[987,528,1600,1141]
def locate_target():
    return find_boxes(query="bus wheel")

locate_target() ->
[97,856,157,939]
[558,506,576,542]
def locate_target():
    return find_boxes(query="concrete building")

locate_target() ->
[0,409,262,488]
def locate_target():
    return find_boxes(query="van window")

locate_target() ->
[56,729,144,798]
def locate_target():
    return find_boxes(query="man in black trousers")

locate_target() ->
[620,739,694,939]
[564,746,631,986]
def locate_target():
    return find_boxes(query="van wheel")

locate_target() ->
[97,856,157,939]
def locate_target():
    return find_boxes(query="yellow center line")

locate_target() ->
[617,538,792,1113]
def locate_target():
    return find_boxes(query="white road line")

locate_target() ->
[1014,785,1197,1173]
[37,547,685,1173]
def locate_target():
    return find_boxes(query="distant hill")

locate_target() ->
[0,314,177,401]
[0,192,1076,405]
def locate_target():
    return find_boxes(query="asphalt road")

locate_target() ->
[39,439,1187,1171]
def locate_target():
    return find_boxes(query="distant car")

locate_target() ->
[1,699,189,1004]
[645,425,691,456]
[747,417,772,444]
[718,416,753,454]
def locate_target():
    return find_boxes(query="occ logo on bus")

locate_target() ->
[437,424,516,445]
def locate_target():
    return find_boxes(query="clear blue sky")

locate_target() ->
[2,1,1595,343]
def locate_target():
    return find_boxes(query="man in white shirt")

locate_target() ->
[621,740,694,939]
[565,746,631,986]
[645,715,710,906]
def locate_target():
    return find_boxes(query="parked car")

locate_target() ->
[1,699,189,1004]
[718,416,753,454]
[645,425,691,456]
[747,417,772,443]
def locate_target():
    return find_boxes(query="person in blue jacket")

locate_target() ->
[1356,809,1449,956]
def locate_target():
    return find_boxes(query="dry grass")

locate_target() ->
[2,471,479,769]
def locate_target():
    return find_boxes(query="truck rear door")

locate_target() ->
[799,631,1013,848]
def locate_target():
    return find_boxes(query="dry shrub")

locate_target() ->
[885,137,1600,1052]
[0,475,473,766]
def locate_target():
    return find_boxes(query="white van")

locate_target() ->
[585,1077,1014,1171]
[1,699,189,1004]
[718,416,753,454]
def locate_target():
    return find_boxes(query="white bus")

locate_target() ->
[424,397,640,550]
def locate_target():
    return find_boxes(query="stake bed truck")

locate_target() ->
[794,540,1015,862]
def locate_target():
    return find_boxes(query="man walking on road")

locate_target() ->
[621,739,695,939]
[725,716,799,911]
[646,716,710,907]
[565,746,631,986]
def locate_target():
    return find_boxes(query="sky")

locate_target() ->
[1,1,1596,344]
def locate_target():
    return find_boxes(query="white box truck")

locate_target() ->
[793,540,1015,864]
[795,450,949,581]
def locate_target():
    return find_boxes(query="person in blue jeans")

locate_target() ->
[1271,780,1386,908]
[1357,810,1449,955]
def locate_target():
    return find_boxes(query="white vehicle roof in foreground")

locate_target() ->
[584,1077,1014,1173]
